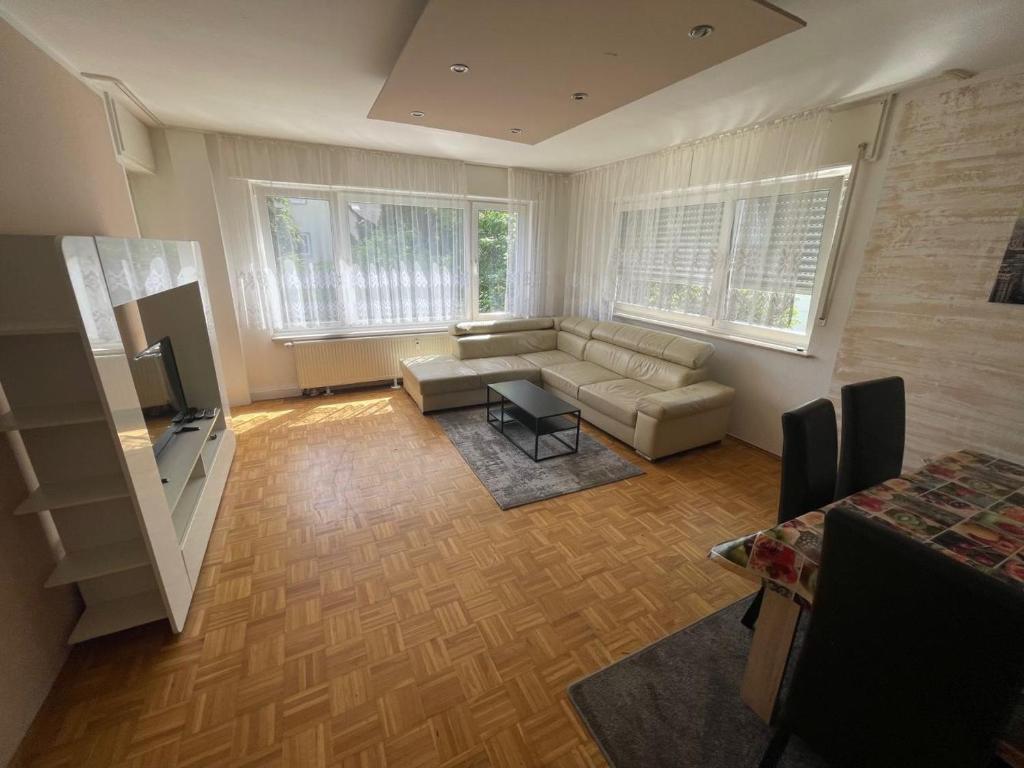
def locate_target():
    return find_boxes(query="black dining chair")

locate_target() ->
[742,398,837,629]
[834,376,905,499]
[759,506,1024,768]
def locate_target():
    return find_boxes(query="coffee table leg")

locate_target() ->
[740,587,800,723]
[534,416,540,461]
[574,412,580,453]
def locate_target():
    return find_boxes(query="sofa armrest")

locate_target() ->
[637,381,735,420]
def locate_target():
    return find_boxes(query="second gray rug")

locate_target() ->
[569,596,824,767]
[433,407,644,509]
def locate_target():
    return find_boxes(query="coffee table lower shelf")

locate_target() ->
[485,385,581,462]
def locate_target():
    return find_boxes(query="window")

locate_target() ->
[256,185,523,333]
[613,171,847,347]
[473,204,518,316]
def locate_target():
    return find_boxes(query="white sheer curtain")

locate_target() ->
[564,110,838,340]
[507,168,569,317]
[206,133,468,332]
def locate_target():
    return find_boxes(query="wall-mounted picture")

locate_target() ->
[989,205,1024,304]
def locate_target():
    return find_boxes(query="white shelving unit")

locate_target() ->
[0,235,236,642]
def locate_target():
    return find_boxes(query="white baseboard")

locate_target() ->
[249,386,302,402]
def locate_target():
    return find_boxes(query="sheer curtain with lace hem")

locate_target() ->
[507,168,569,318]
[207,133,469,334]
[564,110,840,345]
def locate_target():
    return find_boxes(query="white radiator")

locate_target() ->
[291,333,452,390]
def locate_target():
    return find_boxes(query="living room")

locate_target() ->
[1,1,1023,766]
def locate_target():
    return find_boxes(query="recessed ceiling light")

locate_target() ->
[570,92,589,102]
[450,63,470,74]
[688,24,714,39]
[510,128,523,134]
[410,110,425,118]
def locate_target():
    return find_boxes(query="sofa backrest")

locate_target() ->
[584,340,707,390]
[590,321,714,369]
[448,316,716,385]
[449,317,554,336]
[555,316,594,360]
[455,329,557,359]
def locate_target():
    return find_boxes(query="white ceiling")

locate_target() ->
[3,0,1024,172]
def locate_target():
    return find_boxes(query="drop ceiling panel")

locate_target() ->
[369,0,805,144]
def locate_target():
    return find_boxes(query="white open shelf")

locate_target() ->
[157,410,219,512]
[67,590,167,644]
[45,539,150,587]
[2,235,236,642]
[0,401,106,432]
[172,476,205,542]
[14,474,130,516]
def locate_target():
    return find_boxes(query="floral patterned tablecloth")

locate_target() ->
[709,450,1024,605]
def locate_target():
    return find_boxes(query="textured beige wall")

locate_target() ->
[831,65,1024,468]
[0,17,139,764]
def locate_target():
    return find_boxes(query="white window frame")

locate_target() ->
[252,184,525,333]
[611,167,849,348]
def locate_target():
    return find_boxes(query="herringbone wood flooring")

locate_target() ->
[13,388,778,767]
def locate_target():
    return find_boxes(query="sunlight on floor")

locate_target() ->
[229,408,294,435]
[288,397,395,427]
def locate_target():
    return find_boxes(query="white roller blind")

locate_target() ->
[615,201,724,318]
[725,187,834,334]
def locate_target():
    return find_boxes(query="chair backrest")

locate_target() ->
[780,506,1024,768]
[778,398,837,524]
[835,376,905,498]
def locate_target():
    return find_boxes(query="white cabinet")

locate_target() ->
[0,235,236,642]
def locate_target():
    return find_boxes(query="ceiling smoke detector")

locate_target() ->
[688,24,714,39]
[510,128,523,134]
[450,63,470,74]
[570,92,589,101]
[410,110,425,118]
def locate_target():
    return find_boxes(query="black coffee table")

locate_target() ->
[486,380,582,462]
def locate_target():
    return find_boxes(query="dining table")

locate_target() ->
[709,448,1024,763]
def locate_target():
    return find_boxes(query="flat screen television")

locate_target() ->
[130,337,189,457]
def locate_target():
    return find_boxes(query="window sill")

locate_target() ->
[612,311,815,358]
[272,325,450,343]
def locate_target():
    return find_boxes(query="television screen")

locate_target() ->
[129,337,189,456]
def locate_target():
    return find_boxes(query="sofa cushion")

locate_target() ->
[449,317,554,336]
[541,361,619,399]
[584,339,706,390]
[591,320,714,369]
[558,316,597,339]
[463,355,540,385]
[401,355,481,395]
[455,329,557,359]
[578,378,660,427]
[636,381,736,420]
[518,349,577,368]
[557,330,587,359]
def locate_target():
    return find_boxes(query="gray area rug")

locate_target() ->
[433,407,644,509]
[569,596,825,768]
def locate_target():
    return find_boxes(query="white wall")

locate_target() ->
[831,65,1024,467]
[619,100,891,455]
[0,16,139,765]
[128,128,251,407]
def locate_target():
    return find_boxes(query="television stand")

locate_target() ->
[0,235,236,643]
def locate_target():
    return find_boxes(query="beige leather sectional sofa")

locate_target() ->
[400,317,735,460]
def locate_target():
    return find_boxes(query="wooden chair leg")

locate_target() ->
[741,586,765,630]
[759,727,790,768]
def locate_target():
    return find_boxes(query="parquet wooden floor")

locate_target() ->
[13,387,779,767]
